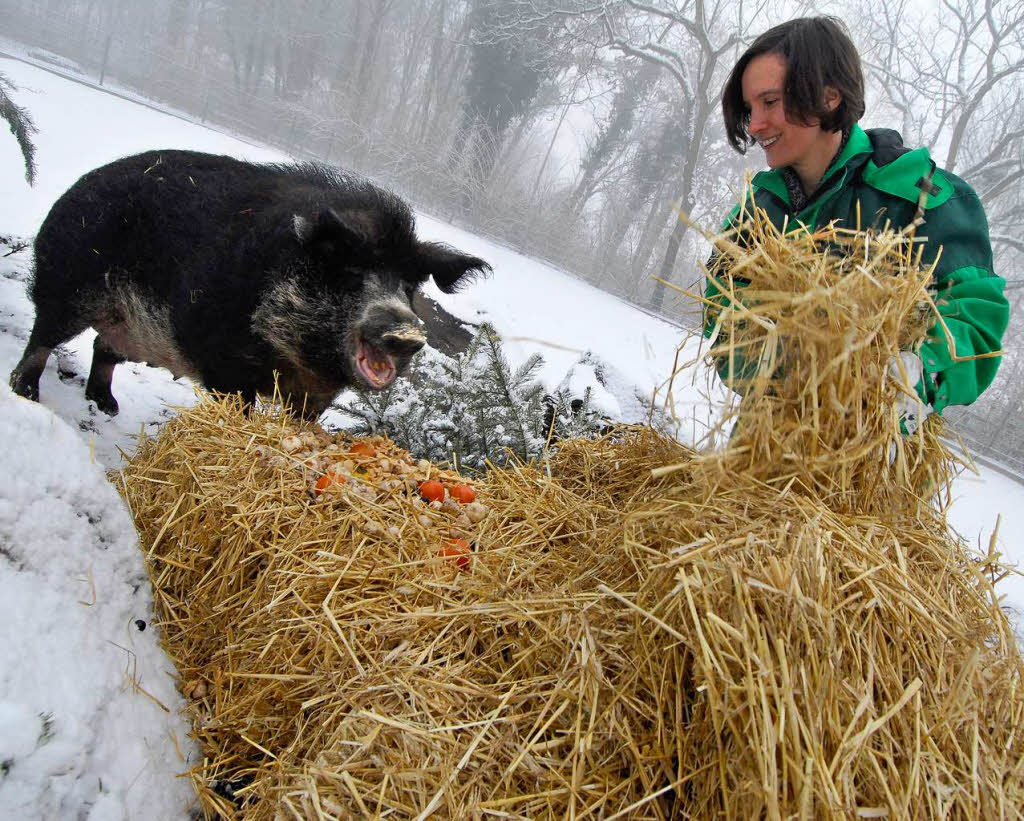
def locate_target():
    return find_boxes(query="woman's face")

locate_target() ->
[741,53,839,172]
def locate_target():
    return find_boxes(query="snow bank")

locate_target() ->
[0,386,197,820]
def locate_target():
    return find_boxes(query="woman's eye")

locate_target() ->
[764,98,778,107]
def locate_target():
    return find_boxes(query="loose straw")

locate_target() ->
[118,205,1024,819]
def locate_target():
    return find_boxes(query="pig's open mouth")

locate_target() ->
[355,338,397,389]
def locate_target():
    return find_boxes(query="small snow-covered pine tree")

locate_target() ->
[335,323,604,471]
[468,325,545,467]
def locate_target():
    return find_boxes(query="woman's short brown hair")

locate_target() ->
[722,16,865,153]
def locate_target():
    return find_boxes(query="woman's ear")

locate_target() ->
[824,85,842,112]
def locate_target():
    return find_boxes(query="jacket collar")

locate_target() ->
[861,143,953,209]
[751,125,873,208]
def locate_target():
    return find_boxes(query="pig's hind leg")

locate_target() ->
[84,335,127,416]
[9,330,54,402]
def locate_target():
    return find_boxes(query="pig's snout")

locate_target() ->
[352,301,426,389]
[362,303,426,356]
[380,327,426,357]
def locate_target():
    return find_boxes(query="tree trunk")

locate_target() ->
[353,1,392,124]
[648,54,719,312]
[423,10,469,144]
[390,0,431,135]
[630,181,670,278]
[414,0,448,139]
[334,0,366,96]
[648,183,693,312]
[531,75,580,200]
[165,0,189,52]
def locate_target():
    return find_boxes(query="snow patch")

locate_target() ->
[0,386,198,819]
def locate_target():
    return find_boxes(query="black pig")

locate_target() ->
[9,150,489,418]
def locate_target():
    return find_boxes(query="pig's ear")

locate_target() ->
[417,241,491,293]
[293,209,377,250]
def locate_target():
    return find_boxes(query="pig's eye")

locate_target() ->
[338,269,364,291]
[403,283,416,303]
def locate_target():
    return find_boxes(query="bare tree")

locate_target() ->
[854,0,1024,271]
[568,58,661,216]
[604,2,741,310]
[850,0,1024,463]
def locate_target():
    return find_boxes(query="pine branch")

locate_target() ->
[512,352,544,387]
[0,73,38,186]
[478,326,534,459]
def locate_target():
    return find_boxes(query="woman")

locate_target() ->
[705,16,1008,427]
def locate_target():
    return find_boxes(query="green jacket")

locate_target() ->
[704,124,1009,414]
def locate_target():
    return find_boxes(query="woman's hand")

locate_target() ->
[887,352,932,436]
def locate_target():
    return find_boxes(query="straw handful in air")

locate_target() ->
[700,204,945,513]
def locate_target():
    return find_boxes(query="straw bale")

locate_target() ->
[117,210,1024,819]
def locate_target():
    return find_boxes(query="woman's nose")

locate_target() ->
[748,108,766,135]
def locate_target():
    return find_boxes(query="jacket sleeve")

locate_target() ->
[703,201,743,338]
[703,256,758,389]
[702,253,744,337]
[703,201,759,388]
[917,184,1008,413]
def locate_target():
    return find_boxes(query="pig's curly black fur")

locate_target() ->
[9,149,490,418]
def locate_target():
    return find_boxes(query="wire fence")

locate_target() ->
[947,405,1024,478]
[0,1,1019,478]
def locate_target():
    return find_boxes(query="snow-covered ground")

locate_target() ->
[1,54,1022,819]
[0,387,195,821]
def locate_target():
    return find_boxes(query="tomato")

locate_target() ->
[349,442,376,458]
[448,484,476,504]
[419,479,445,502]
[439,539,471,569]
[315,473,346,494]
